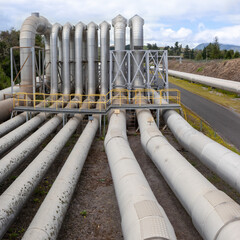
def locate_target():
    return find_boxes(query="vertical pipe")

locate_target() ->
[44,34,51,92]
[50,23,62,94]
[62,22,73,95]
[99,21,111,95]
[87,22,98,95]
[75,22,86,95]
[20,13,51,95]
[112,15,127,89]
[129,15,144,89]
[70,29,75,91]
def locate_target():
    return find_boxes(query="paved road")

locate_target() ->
[169,82,240,150]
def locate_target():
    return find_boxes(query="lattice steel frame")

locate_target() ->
[109,50,168,91]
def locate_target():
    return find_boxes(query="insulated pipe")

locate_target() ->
[104,109,177,240]
[87,22,98,95]
[0,99,14,123]
[0,102,88,238]
[164,109,240,193]
[112,15,127,89]
[99,21,111,95]
[0,100,47,137]
[0,114,62,184]
[50,23,62,94]
[22,116,99,239]
[75,22,86,95]
[129,15,144,88]
[0,101,60,155]
[20,13,52,94]
[136,108,240,240]
[168,69,240,94]
[0,86,20,101]
[62,22,74,95]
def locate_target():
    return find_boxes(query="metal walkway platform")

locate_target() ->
[13,103,181,115]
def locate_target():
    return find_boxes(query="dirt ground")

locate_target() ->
[1,117,240,240]
[169,58,240,82]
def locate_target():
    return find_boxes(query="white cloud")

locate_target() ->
[1,0,240,47]
[194,25,240,45]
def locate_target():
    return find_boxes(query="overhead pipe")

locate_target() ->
[104,109,177,240]
[75,22,86,95]
[22,116,99,239]
[168,69,240,94]
[62,22,74,95]
[50,23,62,94]
[0,101,89,238]
[164,109,240,193]
[136,107,240,240]
[129,15,144,88]
[87,22,98,95]
[112,15,127,89]
[99,21,111,95]
[20,12,52,94]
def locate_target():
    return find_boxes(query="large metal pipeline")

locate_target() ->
[103,15,176,240]
[168,69,240,94]
[129,15,144,88]
[104,109,177,240]
[75,22,86,95]
[87,22,98,95]
[20,13,52,94]
[22,115,99,239]
[99,21,111,95]
[164,109,240,193]
[0,101,89,238]
[136,108,240,240]
[62,22,74,95]
[50,23,62,94]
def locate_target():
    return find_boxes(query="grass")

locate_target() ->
[169,76,240,114]
[181,104,240,155]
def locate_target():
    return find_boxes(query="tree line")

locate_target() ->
[147,37,240,60]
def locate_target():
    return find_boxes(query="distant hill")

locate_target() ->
[195,43,240,52]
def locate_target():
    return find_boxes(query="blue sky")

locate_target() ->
[1,0,240,48]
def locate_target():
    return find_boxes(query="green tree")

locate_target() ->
[233,51,240,58]
[183,45,190,59]
[195,51,203,60]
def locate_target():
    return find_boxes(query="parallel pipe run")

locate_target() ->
[104,109,176,240]
[99,21,111,95]
[0,101,89,238]
[164,109,240,193]
[20,13,52,94]
[0,99,14,123]
[50,23,62,94]
[75,22,86,95]
[62,22,74,95]
[168,69,240,94]
[136,108,240,240]
[87,22,98,95]
[0,100,48,138]
[0,101,60,155]
[22,116,99,239]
